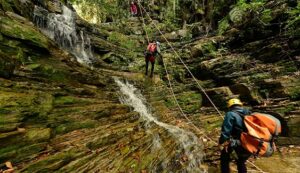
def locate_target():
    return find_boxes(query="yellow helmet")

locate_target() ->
[227,98,243,108]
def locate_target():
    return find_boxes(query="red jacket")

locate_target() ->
[130,4,137,14]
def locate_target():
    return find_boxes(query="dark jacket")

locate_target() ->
[219,106,251,145]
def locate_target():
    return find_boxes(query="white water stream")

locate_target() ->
[33,4,93,65]
[114,78,204,172]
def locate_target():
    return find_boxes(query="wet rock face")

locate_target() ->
[202,87,233,109]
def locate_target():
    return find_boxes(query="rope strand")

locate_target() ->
[137,3,266,173]
[139,3,224,119]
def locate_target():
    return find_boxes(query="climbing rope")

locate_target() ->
[138,2,224,119]
[137,0,219,145]
[137,3,267,173]
[137,1,150,44]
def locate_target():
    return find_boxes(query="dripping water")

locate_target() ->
[114,77,204,172]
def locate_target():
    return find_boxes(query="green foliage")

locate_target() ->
[201,41,217,57]
[286,3,300,36]
[277,104,295,115]
[260,9,272,23]
[249,73,271,82]
[70,0,126,23]
[289,87,300,100]
[108,32,139,50]
[229,7,245,24]
[218,17,230,35]
[144,25,156,40]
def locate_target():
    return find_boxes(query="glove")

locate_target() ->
[218,140,230,152]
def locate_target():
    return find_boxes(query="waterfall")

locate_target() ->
[114,78,204,172]
[33,4,93,66]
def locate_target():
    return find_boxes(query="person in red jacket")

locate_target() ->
[144,41,161,77]
[130,1,138,16]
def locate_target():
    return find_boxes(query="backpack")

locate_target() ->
[147,43,157,54]
[239,112,281,157]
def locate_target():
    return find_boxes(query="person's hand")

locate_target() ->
[218,140,230,152]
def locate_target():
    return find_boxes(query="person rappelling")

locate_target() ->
[144,41,161,77]
[218,98,252,173]
[130,1,138,16]
[218,98,282,173]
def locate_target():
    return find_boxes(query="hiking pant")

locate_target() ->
[220,145,251,173]
[145,56,155,77]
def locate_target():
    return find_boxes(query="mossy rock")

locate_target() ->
[25,128,51,142]
[20,149,81,173]
[0,91,53,124]
[0,51,17,78]
[0,0,14,12]
[53,96,94,107]
[26,63,70,82]
[191,41,217,58]
[55,120,97,134]
[230,83,262,104]
[0,112,23,132]
[0,142,47,163]
[0,14,50,49]
[287,117,300,137]
[176,92,202,114]
[203,87,234,109]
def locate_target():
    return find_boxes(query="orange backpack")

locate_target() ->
[240,113,281,157]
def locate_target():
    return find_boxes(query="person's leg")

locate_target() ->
[235,146,251,173]
[236,158,247,173]
[150,61,155,77]
[221,147,233,173]
[145,58,149,76]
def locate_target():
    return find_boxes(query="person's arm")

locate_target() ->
[219,112,235,144]
[156,46,162,57]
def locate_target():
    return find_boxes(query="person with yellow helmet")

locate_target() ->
[219,98,252,173]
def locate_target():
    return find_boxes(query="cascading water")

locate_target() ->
[114,77,204,172]
[33,3,93,65]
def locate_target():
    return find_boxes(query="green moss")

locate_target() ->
[0,16,49,49]
[0,91,53,125]
[192,40,218,58]
[203,118,222,132]
[164,92,202,114]
[286,3,300,37]
[202,42,217,57]
[21,150,79,173]
[0,0,13,11]
[277,105,295,115]
[0,144,20,163]
[53,96,92,106]
[249,73,271,82]
[108,32,139,50]
[25,128,51,142]
[55,120,97,134]
[25,63,41,70]
[0,143,48,163]
[15,143,47,162]
[260,9,273,23]
[288,87,300,100]
[54,96,76,105]
[25,63,69,82]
